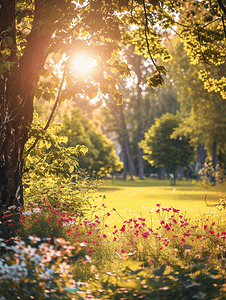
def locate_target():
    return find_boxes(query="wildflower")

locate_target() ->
[67,228,72,234]
[121,249,125,253]
[204,225,207,230]
[156,204,161,207]
[88,250,92,254]
[97,235,100,238]
[88,231,93,236]
[105,224,108,227]
[120,225,126,232]
[156,209,160,213]
[113,208,116,211]
[197,235,202,239]
[209,230,215,234]
[173,208,180,213]
[103,234,107,238]
[84,240,88,243]
[107,212,110,216]
[160,220,165,225]
[142,232,149,238]
[158,247,163,251]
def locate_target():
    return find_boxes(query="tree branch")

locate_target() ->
[26,64,66,154]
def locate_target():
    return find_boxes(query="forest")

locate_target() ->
[0,0,226,299]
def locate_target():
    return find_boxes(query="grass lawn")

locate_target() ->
[93,177,226,227]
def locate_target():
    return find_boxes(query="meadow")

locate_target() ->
[1,177,226,299]
[94,177,225,227]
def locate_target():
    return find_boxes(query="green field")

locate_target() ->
[93,177,226,227]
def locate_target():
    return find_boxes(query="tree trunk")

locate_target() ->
[122,147,127,180]
[119,105,136,180]
[211,142,217,186]
[0,0,53,240]
[135,55,145,179]
[124,139,136,180]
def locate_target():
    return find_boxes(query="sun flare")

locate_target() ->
[71,54,96,75]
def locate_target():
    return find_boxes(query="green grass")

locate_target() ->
[93,177,226,227]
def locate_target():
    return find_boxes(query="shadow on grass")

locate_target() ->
[98,187,121,192]
[100,178,196,188]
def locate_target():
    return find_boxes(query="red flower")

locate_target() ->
[142,232,149,238]
[67,228,72,234]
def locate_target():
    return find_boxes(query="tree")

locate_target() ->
[165,35,226,182]
[140,113,195,185]
[60,109,123,176]
[0,0,130,216]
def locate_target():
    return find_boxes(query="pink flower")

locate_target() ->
[88,231,93,236]
[156,209,160,213]
[107,212,110,216]
[156,204,161,207]
[67,228,72,234]
[209,230,215,234]
[173,208,180,213]
[95,215,99,219]
[121,249,125,253]
[97,235,100,238]
[113,208,116,211]
[204,225,207,230]
[142,232,149,238]
[120,225,126,232]
[88,250,92,253]
[160,220,165,225]
[158,247,163,251]
[197,235,202,239]
[84,240,88,243]
[105,224,108,227]
[103,234,107,238]
[92,240,96,244]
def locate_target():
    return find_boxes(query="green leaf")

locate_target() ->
[42,92,51,101]
[1,49,11,58]
[4,61,12,70]
[5,37,13,46]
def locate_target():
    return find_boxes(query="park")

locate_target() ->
[1,0,226,299]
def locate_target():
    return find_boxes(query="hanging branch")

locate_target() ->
[26,64,67,155]
[217,0,226,15]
